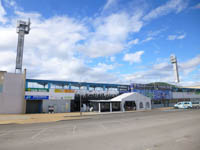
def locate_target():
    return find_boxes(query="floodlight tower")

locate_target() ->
[170,54,180,83]
[15,19,31,73]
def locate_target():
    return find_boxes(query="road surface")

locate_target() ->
[0,109,200,150]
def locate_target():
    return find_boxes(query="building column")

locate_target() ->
[98,102,101,113]
[25,81,28,89]
[121,102,125,112]
[87,84,90,90]
[110,102,112,112]
[103,85,106,91]
[69,83,71,90]
[48,83,51,89]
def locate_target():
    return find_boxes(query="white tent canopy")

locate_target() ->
[90,92,152,112]
[110,92,151,111]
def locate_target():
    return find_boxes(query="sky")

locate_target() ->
[0,0,200,86]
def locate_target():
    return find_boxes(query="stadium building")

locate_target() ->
[0,71,200,114]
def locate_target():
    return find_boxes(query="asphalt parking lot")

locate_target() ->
[0,109,200,150]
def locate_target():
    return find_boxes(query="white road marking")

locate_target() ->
[0,132,10,137]
[31,128,47,139]
[100,123,107,130]
[72,125,76,135]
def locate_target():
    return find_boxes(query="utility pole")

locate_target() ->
[15,19,31,73]
[79,82,82,116]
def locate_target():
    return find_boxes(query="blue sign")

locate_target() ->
[25,95,49,100]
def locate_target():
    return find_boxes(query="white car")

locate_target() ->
[174,102,192,109]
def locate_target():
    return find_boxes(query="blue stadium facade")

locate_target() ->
[25,79,200,112]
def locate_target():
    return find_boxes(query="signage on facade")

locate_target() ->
[132,89,172,100]
[26,88,49,92]
[25,91,49,100]
[49,89,75,100]
[54,89,75,93]
[25,95,49,100]
[25,89,75,100]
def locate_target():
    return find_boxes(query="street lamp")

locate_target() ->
[15,19,31,73]
[170,55,180,83]
[79,82,82,116]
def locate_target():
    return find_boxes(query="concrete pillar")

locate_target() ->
[87,84,89,90]
[121,102,125,112]
[103,85,106,91]
[23,69,27,114]
[98,102,101,113]
[110,102,112,112]
[117,87,120,93]
[48,83,51,89]
[25,80,28,89]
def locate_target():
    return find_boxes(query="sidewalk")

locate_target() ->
[0,112,98,125]
[0,107,173,125]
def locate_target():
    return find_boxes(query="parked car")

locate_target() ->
[192,101,200,109]
[174,101,192,109]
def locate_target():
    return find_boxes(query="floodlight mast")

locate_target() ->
[15,19,31,73]
[170,54,180,83]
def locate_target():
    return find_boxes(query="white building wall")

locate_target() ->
[0,71,25,114]
[42,100,71,113]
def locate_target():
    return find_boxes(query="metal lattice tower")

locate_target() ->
[15,19,31,73]
[170,54,180,83]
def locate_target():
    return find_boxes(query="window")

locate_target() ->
[146,102,150,109]
[139,102,143,109]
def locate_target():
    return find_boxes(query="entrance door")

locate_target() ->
[124,101,136,111]
[26,100,42,113]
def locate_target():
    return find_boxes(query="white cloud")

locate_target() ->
[0,8,124,83]
[143,0,188,21]
[128,38,139,45]
[123,55,200,85]
[0,51,15,72]
[78,11,143,58]
[95,63,114,71]
[103,0,117,11]
[176,34,185,39]
[141,36,153,43]
[0,0,7,23]
[123,51,144,64]
[0,0,198,85]
[4,0,19,11]
[179,55,200,75]
[168,34,186,40]
[110,56,115,62]
[147,29,166,37]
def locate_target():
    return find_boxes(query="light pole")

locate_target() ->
[79,82,82,116]
[170,55,180,83]
[15,19,31,73]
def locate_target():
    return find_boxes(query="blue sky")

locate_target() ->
[0,0,200,86]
